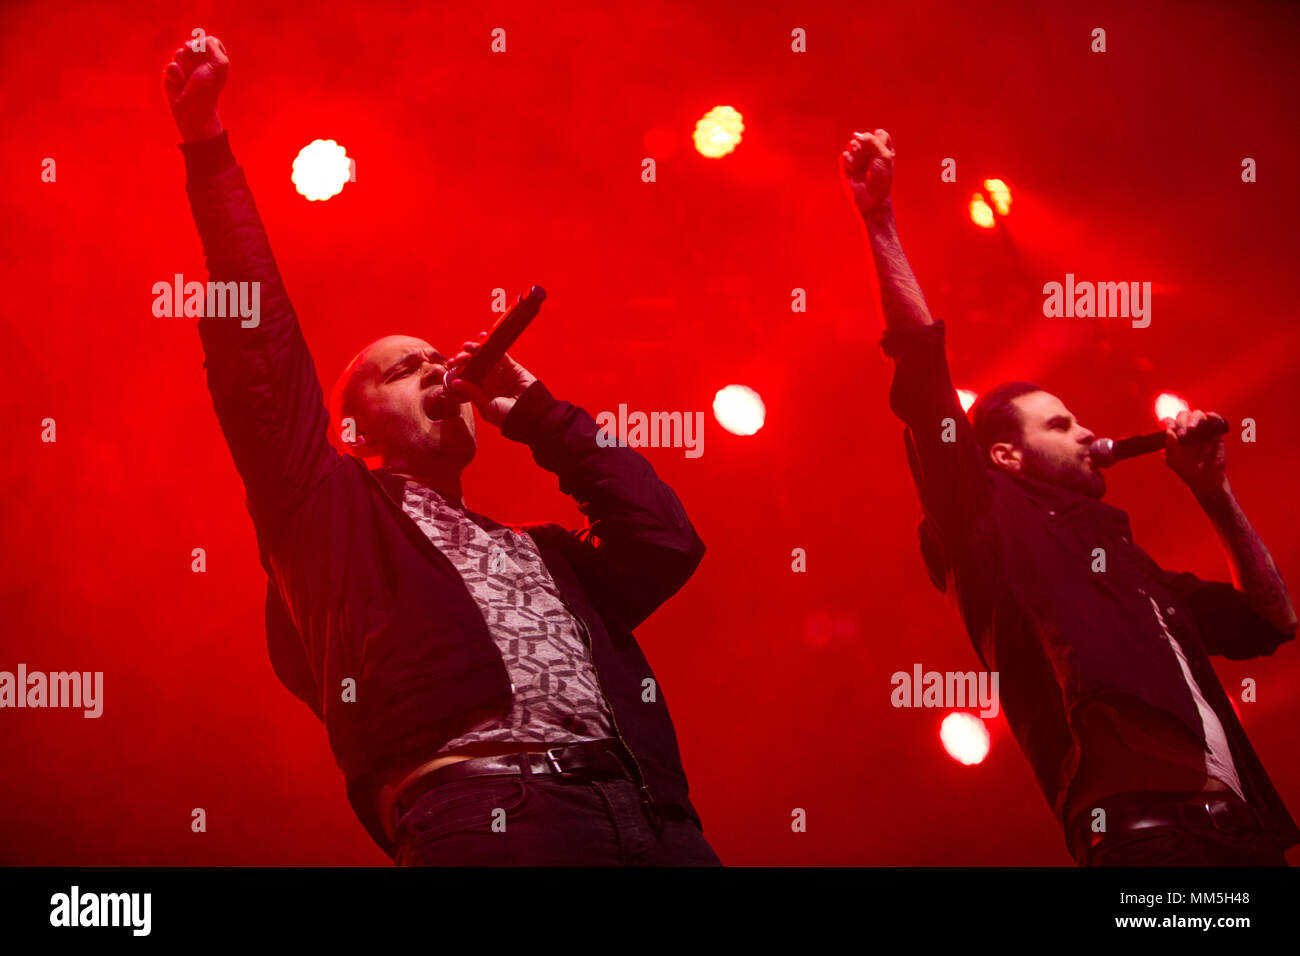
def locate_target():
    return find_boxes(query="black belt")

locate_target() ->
[1069,792,1266,861]
[391,739,643,828]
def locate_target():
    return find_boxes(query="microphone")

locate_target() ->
[443,285,546,395]
[1089,416,1228,468]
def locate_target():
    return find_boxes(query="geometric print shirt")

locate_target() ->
[399,480,615,755]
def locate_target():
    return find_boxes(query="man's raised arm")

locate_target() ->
[163,36,341,543]
[842,128,988,558]
[841,129,934,332]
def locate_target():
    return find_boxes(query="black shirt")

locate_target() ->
[882,320,1298,850]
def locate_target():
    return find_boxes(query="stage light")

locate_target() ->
[292,139,352,201]
[968,193,995,229]
[956,388,978,413]
[713,384,765,436]
[983,178,1012,215]
[940,711,990,765]
[693,106,744,158]
[1154,392,1190,423]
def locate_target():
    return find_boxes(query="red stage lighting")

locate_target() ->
[292,139,352,201]
[968,193,995,229]
[693,106,744,158]
[940,712,990,765]
[713,384,765,435]
[982,178,1012,215]
[1154,392,1190,423]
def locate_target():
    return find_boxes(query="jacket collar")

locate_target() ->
[369,465,408,505]
[370,465,470,509]
[1006,471,1094,506]
[1004,470,1133,530]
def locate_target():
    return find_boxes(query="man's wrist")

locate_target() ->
[500,379,552,440]
[1192,477,1235,512]
[178,128,235,178]
[860,198,895,228]
[178,111,223,144]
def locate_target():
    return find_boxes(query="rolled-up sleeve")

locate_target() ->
[1162,570,1297,659]
[882,321,992,555]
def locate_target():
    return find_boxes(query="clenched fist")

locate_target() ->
[444,331,538,428]
[161,34,229,143]
[841,128,895,216]
[1162,409,1229,498]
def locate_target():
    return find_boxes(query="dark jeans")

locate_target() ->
[392,771,723,866]
[1079,824,1289,866]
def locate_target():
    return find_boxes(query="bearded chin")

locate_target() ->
[1080,469,1107,499]
[433,418,476,464]
[1024,452,1106,499]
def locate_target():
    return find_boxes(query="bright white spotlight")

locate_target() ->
[693,106,744,158]
[968,193,995,229]
[713,384,765,436]
[983,178,1012,215]
[957,388,978,414]
[940,711,990,765]
[1155,392,1190,424]
[292,139,352,201]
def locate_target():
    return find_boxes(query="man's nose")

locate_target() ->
[1078,427,1096,445]
[419,361,446,389]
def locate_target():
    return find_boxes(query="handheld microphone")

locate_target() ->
[1089,416,1228,468]
[443,285,546,395]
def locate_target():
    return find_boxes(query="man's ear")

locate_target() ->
[989,441,1022,473]
[337,416,375,456]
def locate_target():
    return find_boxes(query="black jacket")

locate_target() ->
[883,320,1299,850]
[180,132,706,857]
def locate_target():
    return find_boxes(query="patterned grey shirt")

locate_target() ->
[399,479,615,754]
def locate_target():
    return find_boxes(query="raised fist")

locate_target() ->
[161,33,228,143]
[841,128,895,216]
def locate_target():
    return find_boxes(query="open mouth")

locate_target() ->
[423,389,461,421]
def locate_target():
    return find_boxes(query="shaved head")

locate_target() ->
[328,334,476,473]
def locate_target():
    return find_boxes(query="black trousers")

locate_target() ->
[393,771,723,866]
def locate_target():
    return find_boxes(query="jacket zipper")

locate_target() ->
[554,589,662,831]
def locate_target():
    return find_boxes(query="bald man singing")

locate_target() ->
[164,34,719,866]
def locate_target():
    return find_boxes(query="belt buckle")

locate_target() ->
[1205,798,1248,835]
[545,746,573,777]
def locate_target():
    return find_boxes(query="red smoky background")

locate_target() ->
[1,0,1298,864]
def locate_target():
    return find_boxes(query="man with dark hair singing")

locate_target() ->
[163,34,720,866]
[842,128,1298,865]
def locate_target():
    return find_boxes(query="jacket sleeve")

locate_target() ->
[881,320,992,560]
[180,132,344,544]
[501,379,705,631]
[1162,570,1297,660]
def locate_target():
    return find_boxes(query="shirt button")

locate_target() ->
[1137,588,1147,597]
[1048,510,1056,518]
[1121,536,1129,544]
[1166,607,1176,615]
